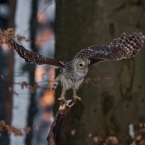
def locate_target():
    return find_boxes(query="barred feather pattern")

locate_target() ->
[2,32,144,101]
[8,40,46,64]
[6,38,65,68]
[75,32,145,65]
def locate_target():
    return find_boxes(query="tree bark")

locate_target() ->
[55,0,145,145]
[10,0,32,145]
[25,1,38,145]
[47,99,78,145]
[6,0,17,126]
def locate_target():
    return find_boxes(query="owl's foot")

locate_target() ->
[73,96,81,100]
[58,96,66,102]
[51,86,56,90]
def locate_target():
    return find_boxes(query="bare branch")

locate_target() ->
[47,99,78,145]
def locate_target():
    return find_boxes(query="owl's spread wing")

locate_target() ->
[75,32,145,66]
[4,36,65,68]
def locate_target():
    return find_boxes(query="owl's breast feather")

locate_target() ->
[61,76,84,90]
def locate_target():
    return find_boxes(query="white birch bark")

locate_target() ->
[10,0,32,145]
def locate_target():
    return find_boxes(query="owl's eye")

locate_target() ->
[79,64,83,66]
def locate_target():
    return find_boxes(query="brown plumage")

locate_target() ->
[2,32,145,101]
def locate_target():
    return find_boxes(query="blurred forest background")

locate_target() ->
[0,0,145,145]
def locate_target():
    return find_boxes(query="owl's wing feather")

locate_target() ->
[75,32,145,66]
[4,36,65,68]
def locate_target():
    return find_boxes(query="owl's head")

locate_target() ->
[73,58,89,76]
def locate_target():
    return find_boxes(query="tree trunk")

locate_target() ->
[55,1,145,145]
[25,1,38,145]
[6,0,17,126]
[0,1,16,145]
[10,0,32,145]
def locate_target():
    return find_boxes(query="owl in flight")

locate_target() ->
[2,32,145,101]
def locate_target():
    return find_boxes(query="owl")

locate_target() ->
[2,32,145,101]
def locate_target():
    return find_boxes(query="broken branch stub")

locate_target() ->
[47,99,78,145]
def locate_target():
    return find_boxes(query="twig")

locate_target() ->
[47,99,78,145]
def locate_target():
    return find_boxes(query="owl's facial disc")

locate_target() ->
[74,58,89,75]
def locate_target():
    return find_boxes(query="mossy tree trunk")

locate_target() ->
[55,1,145,145]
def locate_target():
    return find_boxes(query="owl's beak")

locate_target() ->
[84,67,87,71]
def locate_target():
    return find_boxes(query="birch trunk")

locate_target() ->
[10,0,32,145]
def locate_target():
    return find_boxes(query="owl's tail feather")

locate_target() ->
[51,74,62,90]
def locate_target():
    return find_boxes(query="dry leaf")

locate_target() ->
[0,120,29,136]
[88,133,92,138]
[29,83,39,93]
[0,126,3,131]
[0,28,2,35]
[24,127,31,134]
[16,34,26,41]
[4,28,15,39]
[105,136,119,145]
[21,81,28,89]
[13,129,23,136]
[136,135,142,141]
[0,120,6,126]
[0,35,2,46]
[97,77,100,80]
[71,130,76,136]
[93,136,99,143]
[140,123,143,128]
[8,87,12,92]
[105,75,112,80]
[5,125,12,135]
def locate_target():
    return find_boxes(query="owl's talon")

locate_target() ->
[58,96,66,102]
[51,86,55,90]
[73,96,81,100]
[51,85,56,90]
